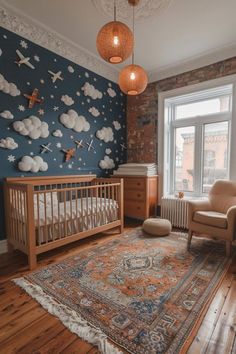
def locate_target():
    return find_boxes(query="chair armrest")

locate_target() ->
[227,206,236,237]
[188,200,211,224]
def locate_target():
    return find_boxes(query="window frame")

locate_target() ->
[157,74,236,203]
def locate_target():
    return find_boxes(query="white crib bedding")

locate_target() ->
[35,197,118,226]
[12,197,118,226]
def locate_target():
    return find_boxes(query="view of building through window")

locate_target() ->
[165,84,232,196]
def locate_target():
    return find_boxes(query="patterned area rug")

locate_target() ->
[14,228,232,354]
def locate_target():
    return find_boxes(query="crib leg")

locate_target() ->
[28,253,37,270]
[119,225,124,234]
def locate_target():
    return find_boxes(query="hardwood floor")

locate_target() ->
[0,222,235,354]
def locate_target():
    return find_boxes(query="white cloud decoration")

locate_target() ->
[59,109,90,133]
[82,82,102,99]
[105,148,112,155]
[52,129,63,138]
[13,116,49,140]
[0,137,18,150]
[0,110,14,119]
[18,156,48,173]
[0,73,20,97]
[107,87,116,98]
[89,107,100,117]
[68,65,74,73]
[96,127,114,143]
[61,94,74,106]
[113,120,121,130]
[99,156,115,170]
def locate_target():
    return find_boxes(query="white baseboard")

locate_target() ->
[0,239,7,254]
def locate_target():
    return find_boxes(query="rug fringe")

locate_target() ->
[13,277,122,354]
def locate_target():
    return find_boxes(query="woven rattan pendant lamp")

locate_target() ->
[96,0,134,64]
[118,0,148,95]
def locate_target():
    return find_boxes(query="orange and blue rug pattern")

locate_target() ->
[22,229,230,353]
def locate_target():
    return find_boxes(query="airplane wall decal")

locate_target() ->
[61,148,76,162]
[48,70,64,83]
[40,143,53,154]
[74,140,84,149]
[23,88,44,108]
[86,139,95,152]
[15,50,35,69]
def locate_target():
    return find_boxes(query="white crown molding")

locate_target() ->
[0,239,7,254]
[0,1,119,83]
[149,42,236,83]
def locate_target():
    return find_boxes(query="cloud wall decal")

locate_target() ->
[61,94,74,106]
[0,110,14,119]
[0,137,18,150]
[99,156,115,169]
[96,127,114,142]
[59,109,90,132]
[0,73,20,96]
[82,82,102,99]
[18,156,48,173]
[13,116,49,140]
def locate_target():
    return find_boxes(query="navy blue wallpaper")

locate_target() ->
[0,27,127,240]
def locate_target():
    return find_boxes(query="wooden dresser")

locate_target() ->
[119,175,158,220]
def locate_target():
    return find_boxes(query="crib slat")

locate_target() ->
[57,190,61,239]
[86,188,88,231]
[76,189,79,233]
[44,192,48,244]
[70,190,73,235]
[81,190,84,231]
[36,193,40,246]
[51,190,55,241]
[64,190,67,237]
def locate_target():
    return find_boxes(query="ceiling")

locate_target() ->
[2,0,236,82]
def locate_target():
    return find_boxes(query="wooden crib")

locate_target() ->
[4,175,124,269]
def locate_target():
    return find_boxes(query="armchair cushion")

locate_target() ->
[193,211,227,229]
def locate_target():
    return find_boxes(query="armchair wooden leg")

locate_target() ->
[226,241,232,257]
[187,230,193,251]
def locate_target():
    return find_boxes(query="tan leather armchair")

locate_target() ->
[188,180,236,256]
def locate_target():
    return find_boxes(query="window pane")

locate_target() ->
[202,121,229,193]
[175,95,230,120]
[175,126,195,192]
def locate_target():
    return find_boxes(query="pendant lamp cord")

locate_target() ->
[132,4,135,65]
[114,0,117,21]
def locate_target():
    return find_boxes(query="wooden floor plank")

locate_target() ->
[188,272,234,354]
[205,279,236,354]
[0,306,47,344]
[60,338,94,354]
[1,316,61,354]
[0,298,38,327]
[36,328,78,354]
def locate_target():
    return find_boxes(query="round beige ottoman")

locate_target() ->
[142,218,172,236]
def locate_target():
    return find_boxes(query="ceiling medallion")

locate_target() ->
[92,0,172,21]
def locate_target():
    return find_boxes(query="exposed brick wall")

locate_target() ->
[127,57,236,163]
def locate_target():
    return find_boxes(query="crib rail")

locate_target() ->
[4,176,123,269]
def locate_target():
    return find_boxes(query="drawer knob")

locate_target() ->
[137,193,141,197]
[137,206,141,210]
[137,183,141,186]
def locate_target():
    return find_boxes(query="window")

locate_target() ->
[164,84,232,197]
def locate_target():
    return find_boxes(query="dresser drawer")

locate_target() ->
[124,201,146,219]
[124,190,146,202]
[124,178,145,191]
